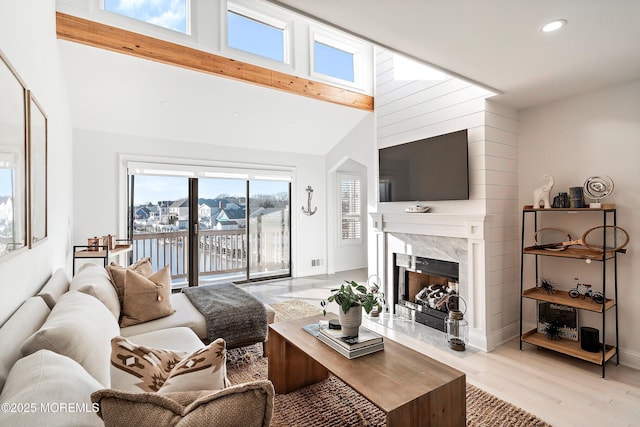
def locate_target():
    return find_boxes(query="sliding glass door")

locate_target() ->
[248,180,290,280]
[129,175,190,283]
[197,177,248,283]
[128,170,291,287]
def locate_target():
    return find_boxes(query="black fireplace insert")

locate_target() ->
[394,254,460,331]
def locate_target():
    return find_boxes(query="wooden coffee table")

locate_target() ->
[267,314,466,427]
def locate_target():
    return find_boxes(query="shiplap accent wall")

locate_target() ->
[376,49,492,211]
[483,101,520,347]
[374,47,519,350]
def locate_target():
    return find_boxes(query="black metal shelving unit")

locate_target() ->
[519,207,620,378]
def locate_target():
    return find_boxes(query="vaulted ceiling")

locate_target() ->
[59,40,370,156]
[59,1,640,156]
[269,0,640,110]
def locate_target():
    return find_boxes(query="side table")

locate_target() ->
[72,243,132,274]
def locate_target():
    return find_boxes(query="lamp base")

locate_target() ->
[448,338,466,351]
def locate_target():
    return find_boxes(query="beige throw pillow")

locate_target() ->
[120,266,175,327]
[110,337,229,393]
[92,381,274,427]
[106,258,153,306]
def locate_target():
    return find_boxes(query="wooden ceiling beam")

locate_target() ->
[55,12,374,112]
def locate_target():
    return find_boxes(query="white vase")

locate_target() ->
[338,306,362,337]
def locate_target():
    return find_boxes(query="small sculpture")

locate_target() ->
[541,321,562,340]
[533,174,554,209]
[536,278,556,295]
[583,175,614,208]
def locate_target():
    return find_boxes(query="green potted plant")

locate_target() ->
[320,280,383,336]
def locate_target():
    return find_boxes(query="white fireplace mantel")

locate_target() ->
[370,212,487,240]
[370,211,489,351]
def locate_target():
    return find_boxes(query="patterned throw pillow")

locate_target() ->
[159,338,231,394]
[110,336,229,394]
[119,266,175,327]
[106,258,153,306]
[110,336,183,392]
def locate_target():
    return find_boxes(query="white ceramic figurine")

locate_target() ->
[533,174,554,209]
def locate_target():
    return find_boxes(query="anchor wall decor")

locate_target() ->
[301,185,317,216]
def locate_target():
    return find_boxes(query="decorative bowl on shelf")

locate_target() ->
[404,204,430,213]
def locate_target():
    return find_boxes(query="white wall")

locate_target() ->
[325,115,375,273]
[519,80,640,369]
[72,129,327,278]
[0,1,74,325]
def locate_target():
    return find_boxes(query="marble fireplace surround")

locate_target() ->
[371,212,488,350]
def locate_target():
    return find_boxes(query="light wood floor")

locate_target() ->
[241,269,640,427]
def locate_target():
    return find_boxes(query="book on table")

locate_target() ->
[301,323,320,337]
[318,325,383,350]
[316,332,384,359]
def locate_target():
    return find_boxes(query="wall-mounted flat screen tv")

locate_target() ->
[378,129,469,202]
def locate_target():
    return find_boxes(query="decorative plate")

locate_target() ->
[404,205,430,213]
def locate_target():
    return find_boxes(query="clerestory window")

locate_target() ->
[226,5,288,63]
[314,41,354,82]
[103,0,189,34]
[312,30,363,86]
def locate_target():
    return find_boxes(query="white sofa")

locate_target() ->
[0,265,275,426]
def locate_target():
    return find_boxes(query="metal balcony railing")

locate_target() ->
[131,226,289,283]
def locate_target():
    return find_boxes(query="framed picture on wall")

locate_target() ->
[28,90,48,246]
[0,49,28,260]
[537,301,578,341]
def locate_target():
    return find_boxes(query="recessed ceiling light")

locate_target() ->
[160,101,169,107]
[541,19,567,33]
